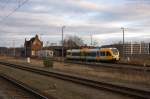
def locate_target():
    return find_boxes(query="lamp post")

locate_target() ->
[62,25,65,59]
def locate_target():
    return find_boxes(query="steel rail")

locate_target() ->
[0,73,56,99]
[60,60,150,72]
[0,61,150,99]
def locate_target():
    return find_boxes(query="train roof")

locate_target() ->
[100,47,118,50]
[67,48,99,52]
[67,49,80,52]
[99,48,118,52]
[67,48,118,52]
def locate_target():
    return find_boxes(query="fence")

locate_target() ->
[124,42,149,55]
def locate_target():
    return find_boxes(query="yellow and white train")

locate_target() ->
[66,48,120,62]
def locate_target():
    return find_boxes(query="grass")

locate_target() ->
[0,55,150,91]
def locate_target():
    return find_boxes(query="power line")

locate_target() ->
[17,0,22,7]
[0,0,29,22]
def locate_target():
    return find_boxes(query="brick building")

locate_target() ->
[24,34,43,57]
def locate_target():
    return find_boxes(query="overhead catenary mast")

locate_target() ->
[121,27,126,58]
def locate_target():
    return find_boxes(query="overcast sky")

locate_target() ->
[0,0,150,47]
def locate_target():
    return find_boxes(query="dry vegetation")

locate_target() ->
[0,56,150,91]
[119,56,150,66]
[0,62,133,99]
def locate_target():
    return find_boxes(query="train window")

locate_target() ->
[106,52,111,56]
[87,52,96,56]
[91,52,96,56]
[112,49,118,55]
[72,52,80,56]
[80,52,84,56]
[97,51,99,56]
[86,52,89,56]
[100,52,105,56]
[67,52,71,55]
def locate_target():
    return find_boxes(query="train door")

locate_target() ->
[100,51,107,61]
[106,51,112,60]
[80,50,84,61]
[96,51,100,61]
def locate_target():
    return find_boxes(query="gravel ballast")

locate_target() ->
[0,64,134,99]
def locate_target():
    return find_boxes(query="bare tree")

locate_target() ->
[92,40,99,46]
[63,36,84,48]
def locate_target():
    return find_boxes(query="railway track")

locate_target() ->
[0,73,54,99]
[59,60,150,72]
[0,61,150,99]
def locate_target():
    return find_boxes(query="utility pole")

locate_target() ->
[25,38,26,57]
[90,33,93,46]
[62,26,65,59]
[13,40,15,57]
[40,34,43,51]
[121,27,125,58]
[46,41,49,50]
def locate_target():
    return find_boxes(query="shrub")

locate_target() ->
[43,57,53,67]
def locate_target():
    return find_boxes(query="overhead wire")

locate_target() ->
[0,0,30,47]
[0,0,29,22]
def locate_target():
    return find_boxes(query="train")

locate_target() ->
[36,50,53,58]
[66,48,120,62]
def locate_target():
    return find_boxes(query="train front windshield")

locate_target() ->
[112,49,119,55]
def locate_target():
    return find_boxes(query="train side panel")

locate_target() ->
[66,48,120,62]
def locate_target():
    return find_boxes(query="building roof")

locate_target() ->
[24,34,42,46]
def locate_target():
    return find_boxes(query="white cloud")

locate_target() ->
[0,0,150,47]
